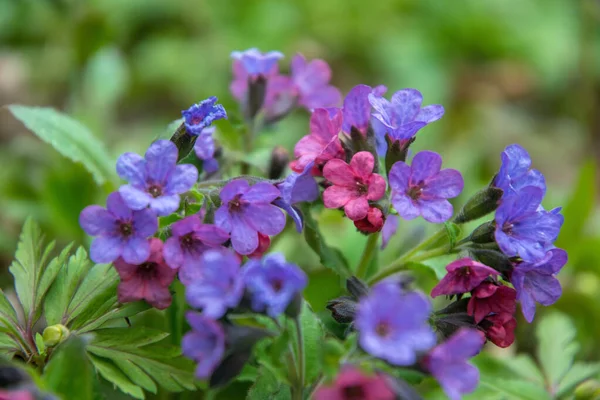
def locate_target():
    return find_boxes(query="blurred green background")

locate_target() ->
[1,0,599,396]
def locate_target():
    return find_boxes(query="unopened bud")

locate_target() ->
[267,146,290,179]
[209,351,252,388]
[42,324,69,347]
[385,135,414,177]
[346,276,369,299]
[326,296,357,324]
[467,221,496,244]
[432,312,477,339]
[469,249,513,275]
[246,75,267,119]
[223,323,273,354]
[454,187,503,224]
[170,122,197,162]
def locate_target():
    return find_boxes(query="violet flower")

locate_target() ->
[342,84,386,136]
[424,328,485,400]
[511,248,567,322]
[182,312,225,379]
[185,249,244,318]
[243,253,307,317]
[355,280,435,366]
[290,53,341,110]
[274,161,319,232]
[182,97,227,135]
[79,192,158,264]
[381,214,399,250]
[314,366,395,400]
[494,186,564,262]
[214,180,286,255]
[194,127,220,174]
[113,238,176,310]
[431,258,499,297]
[116,140,198,216]
[389,151,464,223]
[230,48,284,77]
[493,144,546,196]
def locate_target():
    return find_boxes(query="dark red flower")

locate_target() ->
[354,207,385,233]
[113,238,176,310]
[431,258,499,298]
[314,366,395,400]
[467,283,517,323]
[482,313,516,348]
[247,233,271,259]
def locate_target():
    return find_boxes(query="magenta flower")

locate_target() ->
[314,366,395,400]
[79,192,158,264]
[389,151,463,223]
[274,161,319,232]
[194,127,219,174]
[323,151,386,221]
[113,238,176,310]
[185,249,244,318]
[290,53,341,110]
[423,328,484,400]
[494,186,563,263]
[243,253,307,317]
[230,48,284,77]
[467,282,516,323]
[482,313,516,348]
[291,107,345,173]
[354,206,385,234]
[511,248,567,322]
[381,214,399,250]
[116,140,198,216]
[493,144,546,196]
[182,97,227,135]
[214,180,286,255]
[182,312,225,379]
[355,281,436,366]
[163,214,229,282]
[431,258,499,297]
[369,88,444,154]
[342,84,386,136]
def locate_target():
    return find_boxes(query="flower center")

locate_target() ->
[342,385,365,400]
[459,266,471,276]
[271,279,283,293]
[191,115,204,125]
[355,180,368,195]
[148,184,162,198]
[375,321,390,337]
[228,194,243,212]
[502,222,514,235]
[118,222,134,237]
[407,184,423,201]
[138,262,158,279]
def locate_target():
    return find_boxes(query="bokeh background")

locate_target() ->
[1,0,599,397]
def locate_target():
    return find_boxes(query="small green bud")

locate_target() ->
[454,187,503,224]
[169,122,197,162]
[467,221,496,244]
[385,134,414,177]
[42,324,70,347]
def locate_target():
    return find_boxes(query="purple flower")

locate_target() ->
[274,161,319,232]
[424,328,485,400]
[116,140,198,216]
[355,280,436,366]
[511,248,567,322]
[182,97,227,135]
[182,312,225,379]
[163,214,229,283]
[194,127,219,174]
[215,180,286,255]
[369,89,444,155]
[79,192,157,264]
[389,151,464,223]
[381,214,399,250]
[494,186,563,262]
[230,48,284,77]
[431,258,499,297]
[185,249,244,318]
[290,53,341,110]
[342,84,386,136]
[493,144,546,196]
[243,253,308,317]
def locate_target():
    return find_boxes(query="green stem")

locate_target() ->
[355,232,381,279]
[294,318,305,399]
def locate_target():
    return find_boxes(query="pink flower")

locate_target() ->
[431,258,499,298]
[113,238,177,310]
[467,282,517,323]
[481,313,516,348]
[290,53,341,110]
[323,152,386,221]
[291,108,345,174]
[354,207,385,234]
[314,366,395,400]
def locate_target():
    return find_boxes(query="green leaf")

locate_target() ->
[8,105,116,185]
[444,222,461,249]
[292,301,324,386]
[507,355,545,385]
[44,336,95,400]
[88,354,145,399]
[556,362,600,398]
[301,205,351,279]
[86,327,196,397]
[82,47,128,112]
[77,301,151,334]
[35,333,46,356]
[537,312,579,388]
[247,367,291,400]
[0,289,18,330]
[477,377,551,400]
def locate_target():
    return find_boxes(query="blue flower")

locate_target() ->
[182,312,225,379]
[194,127,220,174]
[424,328,485,400]
[493,144,546,196]
[230,48,284,77]
[355,280,435,366]
[243,253,307,317]
[116,140,198,216]
[274,161,319,232]
[341,84,386,136]
[185,249,245,319]
[182,97,227,135]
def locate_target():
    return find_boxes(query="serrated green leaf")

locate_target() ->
[301,205,351,279]
[291,301,324,386]
[237,364,259,383]
[507,354,545,386]
[0,289,18,329]
[247,367,292,400]
[0,334,19,357]
[537,312,579,388]
[477,377,551,400]
[556,362,600,398]
[44,336,94,400]
[77,302,151,334]
[36,243,73,317]
[67,263,119,326]
[8,105,116,185]
[88,354,145,399]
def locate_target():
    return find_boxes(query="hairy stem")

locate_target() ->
[355,232,381,279]
[294,318,305,399]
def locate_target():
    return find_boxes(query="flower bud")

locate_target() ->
[42,324,69,347]
[223,323,273,354]
[467,221,496,244]
[346,276,369,299]
[169,122,197,161]
[469,249,513,275]
[454,187,503,224]
[326,296,357,324]
[209,351,252,388]
[246,75,267,119]
[267,146,290,180]
[354,207,384,234]
[385,135,414,176]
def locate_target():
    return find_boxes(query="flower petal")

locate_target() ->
[122,237,151,264]
[342,84,372,134]
[106,192,133,220]
[119,185,152,210]
[214,206,232,233]
[323,185,354,208]
[230,216,258,255]
[411,151,442,183]
[388,161,411,192]
[195,224,230,246]
[163,237,183,269]
[149,195,181,216]
[90,236,123,263]
[132,209,158,237]
[145,140,178,183]
[164,164,198,194]
[244,204,286,235]
[367,173,386,201]
[220,179,250,203]
[390,89,423,125]
[415,104,444,123]
[79,205,116,236]
[323,159,355,186]
[242,182,281,203]
[423,169,464,199]
[344,197,369,221]
[419,198,453,223]
[392,194,421,220]
[116,152,146,187]
[381,214,399,250]
[349,151,375,180]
